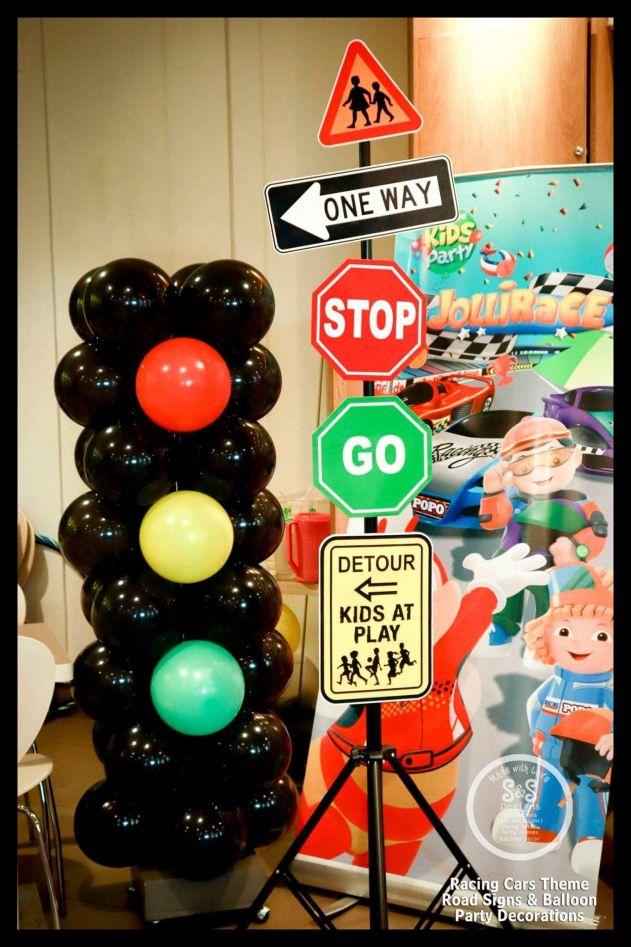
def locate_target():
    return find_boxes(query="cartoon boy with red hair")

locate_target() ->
[493,561,613,878]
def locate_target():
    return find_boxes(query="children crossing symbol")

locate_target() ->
[318,39,423,147]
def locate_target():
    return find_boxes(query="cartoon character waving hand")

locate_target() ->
[479,416,608,645]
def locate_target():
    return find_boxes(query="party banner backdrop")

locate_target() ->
[295,164,613,930]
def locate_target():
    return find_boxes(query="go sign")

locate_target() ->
[311,259,427,381]
[313,397,432,517]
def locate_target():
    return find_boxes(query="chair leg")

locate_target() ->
[23,791,36,842]
[28,742,66,914]
[37,780,52,856]
[26,745,41,846]
[42,776,66,916]
[17,804,61,930]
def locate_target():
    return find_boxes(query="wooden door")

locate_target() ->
[411,18,589,173]
[589,17,614,162]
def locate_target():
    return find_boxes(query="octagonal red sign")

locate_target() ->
[311,259,427,381]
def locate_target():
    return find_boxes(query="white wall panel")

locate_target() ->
[18,16,411,657]
[18,18,67,635]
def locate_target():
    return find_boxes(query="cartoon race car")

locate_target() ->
[410,410,531,529]
[542,386,613,476]
[397,374,495,433]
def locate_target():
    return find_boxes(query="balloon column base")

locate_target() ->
[130,853,270,925]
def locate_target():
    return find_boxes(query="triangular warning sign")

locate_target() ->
[318,39,423,148]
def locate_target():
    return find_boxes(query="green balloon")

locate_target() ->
[150,640,245,736]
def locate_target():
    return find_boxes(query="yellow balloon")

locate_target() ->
[140,490,233,584]
[276,603,301,652]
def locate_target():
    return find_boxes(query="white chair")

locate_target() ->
[18,635,61,929]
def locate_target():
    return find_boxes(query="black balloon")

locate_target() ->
[103,719,182,789]
[92,720,115,763]
[82,417,174,506]
[236,629,294,705]
[225,344,282,421]
[69,267,98,341]
[61,259,298,872]
[190,562,282,647]
[91,568,183,664]
[73,641,147,723]
[177,417,276,503]
[82,257,172,354]
[213,709,292,786]
[241,775,299,848]
[74,427,96,482]
[226,490,285,564]
[167,263,203,300]
[164,797,247,880]
[81,569,108,623]
[58,491,140,577]
[74,778,152,868]
[54,341,130,428]
[179,259,275,350]
[80,554,143,623]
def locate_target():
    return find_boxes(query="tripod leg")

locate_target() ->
[414,865,465,931]
[388,754,513,931]
[280,869,336,930]
[366,704,388,931]
[236,752,358,930]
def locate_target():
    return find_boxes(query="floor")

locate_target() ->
[18,702,614,933]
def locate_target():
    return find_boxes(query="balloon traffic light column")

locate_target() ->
[55,258,298,887]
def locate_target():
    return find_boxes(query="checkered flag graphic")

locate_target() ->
[425,293,438,310]
[431,415,452,433]
[530,272,614,300]
[427,331,516,361]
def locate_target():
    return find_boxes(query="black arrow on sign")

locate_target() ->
[355,578,398,602]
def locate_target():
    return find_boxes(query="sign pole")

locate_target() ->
[245,47,514,931]
[358,138,389,933]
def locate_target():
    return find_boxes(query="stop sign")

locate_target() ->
[313,396,432,516]
[311,259,427,381]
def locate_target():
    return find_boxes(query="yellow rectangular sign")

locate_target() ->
[320,533,432,703]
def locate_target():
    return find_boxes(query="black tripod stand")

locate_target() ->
[237,701,513,932]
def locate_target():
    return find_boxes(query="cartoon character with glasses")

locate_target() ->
[479,416,608,645]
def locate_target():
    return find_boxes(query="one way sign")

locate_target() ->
[265,156,458,253]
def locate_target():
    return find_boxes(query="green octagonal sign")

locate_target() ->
[313,397,432,517]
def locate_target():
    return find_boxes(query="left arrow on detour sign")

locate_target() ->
[265,156,457,253]
[320,533,432,704]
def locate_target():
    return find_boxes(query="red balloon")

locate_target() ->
[136,337,231,432]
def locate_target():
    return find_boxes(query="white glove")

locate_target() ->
[462,543,549,613]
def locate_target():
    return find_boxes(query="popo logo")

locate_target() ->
[412,494,450,520]
[543,696,596,716]
[560,699,597,716]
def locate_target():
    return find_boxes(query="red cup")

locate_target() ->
[285,512,330,583]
